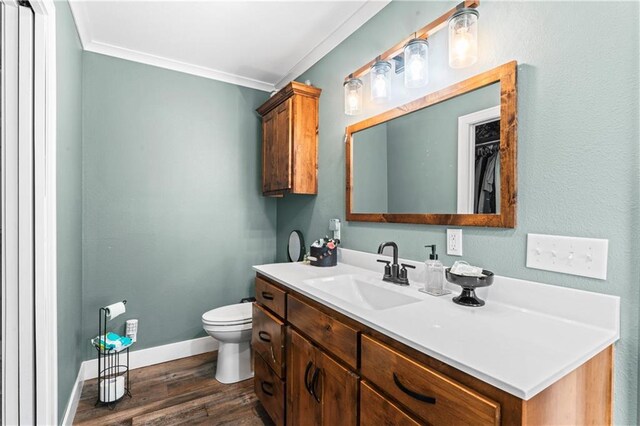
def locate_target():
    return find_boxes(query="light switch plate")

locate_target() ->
[526,233,608,280]
[447,229,463,256]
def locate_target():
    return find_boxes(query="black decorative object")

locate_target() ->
[309,237,339,267]
[445,268,494,307]
[94,301,132,409]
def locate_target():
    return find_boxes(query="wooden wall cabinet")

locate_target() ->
[253,274,613,426]
[257,82,321,197]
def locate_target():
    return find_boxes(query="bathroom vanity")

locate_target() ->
[251,249,619,426]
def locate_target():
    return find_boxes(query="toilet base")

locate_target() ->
[215,340,254,384]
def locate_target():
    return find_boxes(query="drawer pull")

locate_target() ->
[304,361,314,394]
[393,373,436,405]
[311,367,321,403]
[258,331,272,342]
[260,380,274,397]
[261,291,275,300]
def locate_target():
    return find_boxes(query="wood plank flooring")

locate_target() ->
[74,352,274,426]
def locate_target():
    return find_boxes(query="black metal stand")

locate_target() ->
[94,301,132,409]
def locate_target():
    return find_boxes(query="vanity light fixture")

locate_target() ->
[344,76,363,116]
[448,8,479,68]
[404,37,429,88]
[343,0,480,115]
[370,60,392,103]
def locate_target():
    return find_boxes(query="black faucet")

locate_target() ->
[377,241,415,285]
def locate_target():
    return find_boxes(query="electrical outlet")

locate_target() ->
[447,229,463,256]
[526,234,608,280]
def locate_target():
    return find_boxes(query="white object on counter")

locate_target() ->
[449,260,484,277]
[253,248,620,400]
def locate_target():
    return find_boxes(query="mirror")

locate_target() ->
[287,230,305,262]
[346,61,517,228]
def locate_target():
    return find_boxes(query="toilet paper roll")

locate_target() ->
[104,301,126,321]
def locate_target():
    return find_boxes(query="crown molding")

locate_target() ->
[274,0,391,90]
[67,0,390,92]
[84,40,277,92]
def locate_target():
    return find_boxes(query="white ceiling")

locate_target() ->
[68,0,390,91]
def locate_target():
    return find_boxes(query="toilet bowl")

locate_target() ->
[202,303,253,384]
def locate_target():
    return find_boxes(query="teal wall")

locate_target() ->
[352,123,388,212]
[81,53,277,358]
[56,1,84,420]
[277,1,640,424]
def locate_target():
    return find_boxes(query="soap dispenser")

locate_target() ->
[421,245,450,296]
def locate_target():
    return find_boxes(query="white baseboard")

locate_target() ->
[82,336,218,381]
[62,336,218,424]
[61,363,85,426]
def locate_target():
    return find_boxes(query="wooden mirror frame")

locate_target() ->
[346,61,517,228]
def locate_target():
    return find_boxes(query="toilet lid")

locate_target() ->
[202,303,252,325]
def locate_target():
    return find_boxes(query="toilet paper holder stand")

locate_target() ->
[95,300,132,408]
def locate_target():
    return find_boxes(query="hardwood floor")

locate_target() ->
[74,352,274,426]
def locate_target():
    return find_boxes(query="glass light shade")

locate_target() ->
[403,38,429,88]
[343,78,363,116]
[448,8,479,69]
[370,60,392,103]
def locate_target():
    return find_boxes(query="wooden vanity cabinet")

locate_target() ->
[253,273,613,426]
[256,82,321,197]
[253,277,289,426]
[287,329,358,426]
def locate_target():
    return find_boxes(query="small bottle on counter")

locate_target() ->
[421,245,450,296]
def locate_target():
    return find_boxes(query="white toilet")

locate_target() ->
[202,302,253,384]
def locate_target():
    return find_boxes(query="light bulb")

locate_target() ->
[348,91,359,110]
[453,30,472,60]
[408,55,424,76]
[373,75,387,98]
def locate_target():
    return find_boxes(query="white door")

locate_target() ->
[2,1,37,424]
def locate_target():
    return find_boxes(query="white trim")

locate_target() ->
[17,6,36,421]
[456,106,500,214]
[2,3,21,424]
[60,364,85,426]
[82,336,219,381]
[67,0,389,92]
[274,0,390,89]
[29,0,59,424]
[85,40,276,92]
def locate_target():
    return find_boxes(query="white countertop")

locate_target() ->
[253,248,620,400]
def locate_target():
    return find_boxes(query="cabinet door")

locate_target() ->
[263,99,292,193]
[315,349,358,426]
[287,330,320,425]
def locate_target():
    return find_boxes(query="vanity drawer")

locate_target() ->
[252,304,286,377]
[361,381,420,426]
[361,335,500,426]
[255,276,286,319]
[287,295,358,369]
[254,351,285,426]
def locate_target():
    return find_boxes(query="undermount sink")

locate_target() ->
[303,274,421,310]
